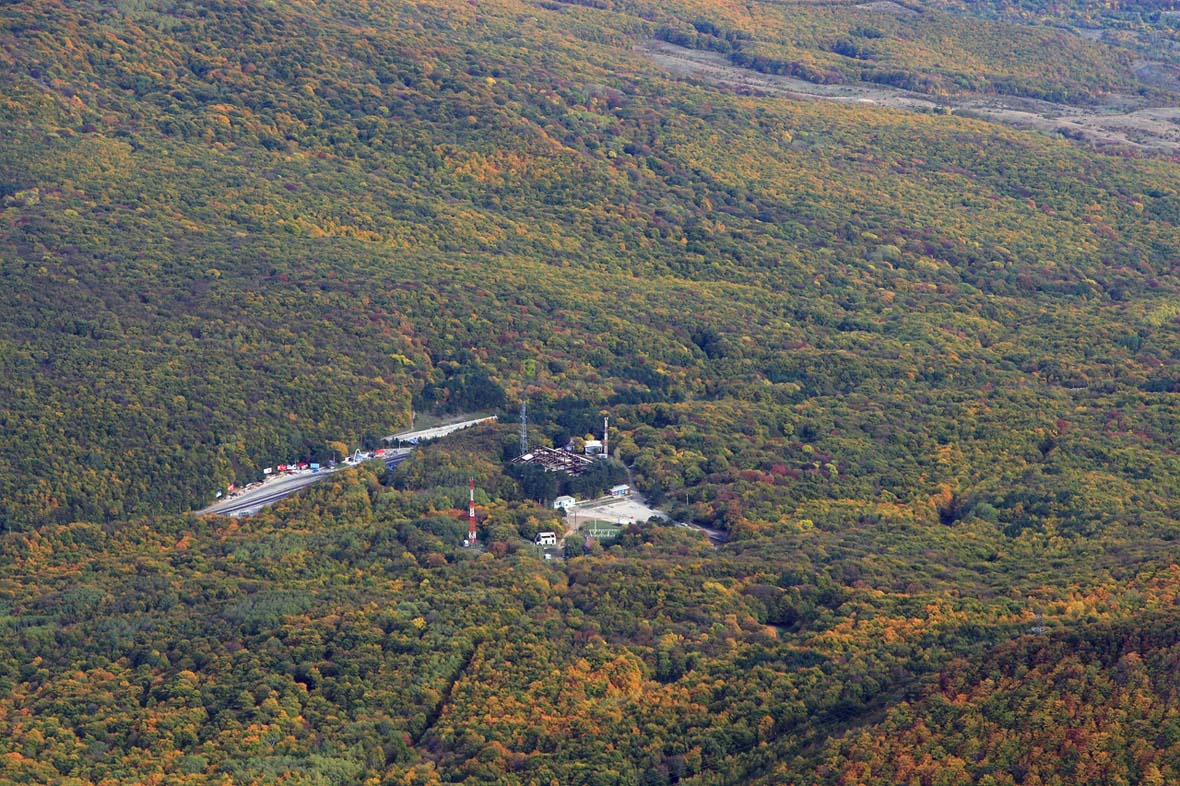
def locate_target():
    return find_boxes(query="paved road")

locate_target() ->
[385,415,497,444]
[198,449,412,518]
[199,472,328,517]
[675,522,730,545]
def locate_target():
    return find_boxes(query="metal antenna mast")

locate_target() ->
[520,400,528,456]
[467,477,477,546]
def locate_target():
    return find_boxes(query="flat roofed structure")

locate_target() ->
[510,446,595,476]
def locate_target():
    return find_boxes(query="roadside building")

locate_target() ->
[536,531,558,546]
[553,495,576,511]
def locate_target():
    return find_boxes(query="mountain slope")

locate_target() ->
[5,0,1180,532]
[4,2,1180,781]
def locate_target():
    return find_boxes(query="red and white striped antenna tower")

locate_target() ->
[467,477,477,545]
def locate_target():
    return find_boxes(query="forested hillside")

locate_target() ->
[4,0,1180,782]
[7,0,1180,531]
[3,464,1180,784]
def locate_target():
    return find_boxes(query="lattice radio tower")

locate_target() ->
[467,477,477,546]
[520,399,529,456]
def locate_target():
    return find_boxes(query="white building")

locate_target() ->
[584,440,604,456]
[553,495,576,511]
[536,531,558,546]
[610,484,630,498]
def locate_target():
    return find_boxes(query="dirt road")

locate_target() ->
[641,40,1180,154]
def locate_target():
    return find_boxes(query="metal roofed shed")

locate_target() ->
[509,446,595,476]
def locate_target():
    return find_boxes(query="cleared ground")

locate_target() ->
[641,40,1180,154]
[564,495,666,535]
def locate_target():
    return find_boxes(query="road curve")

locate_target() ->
[199,413,498,518]
[385,415,497,444]
[198,450,412,517]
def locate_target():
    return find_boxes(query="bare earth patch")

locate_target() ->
[641,40,1180,154]
[564,495,665,536]
[854,1,918,15]
[1136,61,1180,93]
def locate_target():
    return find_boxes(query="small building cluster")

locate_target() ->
[510,446,595,476]
[511,414,614,477]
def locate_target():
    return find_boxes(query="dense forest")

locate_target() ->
[4,462,1180,784]
[4,0,1180,782]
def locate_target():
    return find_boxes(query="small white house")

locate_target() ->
[584,440,604,456]
[610,484,630,498]
[536,531,558,546]
[553,495,576,511]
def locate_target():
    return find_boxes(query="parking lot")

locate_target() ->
[564,494,666,533]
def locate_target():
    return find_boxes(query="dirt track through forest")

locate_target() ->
[642,40,1180,154]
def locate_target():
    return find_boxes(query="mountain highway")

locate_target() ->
[198,449,412,517]
[198,415,495,517]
